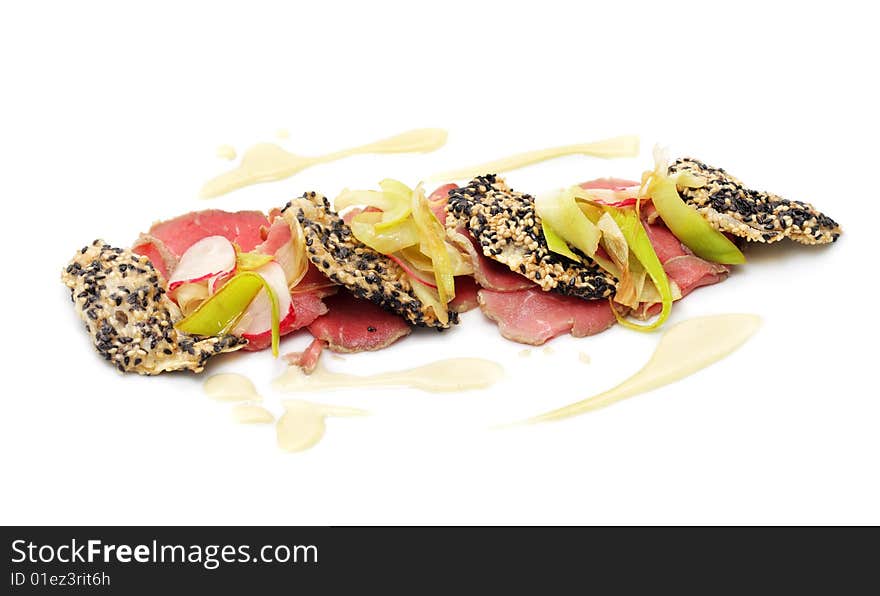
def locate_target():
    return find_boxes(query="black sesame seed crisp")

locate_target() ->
[287,193,453,328]
[669,158,841,245]
[446,176,615,301]
[61,241,246,375]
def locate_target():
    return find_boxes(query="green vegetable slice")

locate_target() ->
[605,207,673,332]
[236,250,274,271]
[335,179,413,230]
[644,153,746,265]
[535,189,601,258]
[541,220,581,262]
[374,179,413,230]
[411,184,453,323]
[350,210,421,254]
[175,271,281,356]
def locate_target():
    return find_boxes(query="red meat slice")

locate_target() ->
[307,291,412,353]
[643,219,729,298]
[663,256,729,299]
[450,276,480,313]
[133,210,269,277]
[284,338,326,374]
[447,228,533,292]
[240,291,330,351]
[428,183,457,224]
[255,216,292,255]
[131,234,177,281]
[580,177,640,190]
[478,288,617,345]
[142,209,268,256]
[294,263,338,298]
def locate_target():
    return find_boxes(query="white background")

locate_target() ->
[1,1,877,525]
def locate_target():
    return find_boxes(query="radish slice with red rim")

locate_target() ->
[168,235,236,291]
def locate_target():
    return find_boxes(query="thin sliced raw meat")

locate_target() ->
[450,276,480,313]
[132,233,177,281]
[241,292,329,351]
[428,183,457,224]
[663,256,729,298]
[630,218,730,319]
[255,216,292,256]
[478,288,616,345]
[133,210,269,280]
[643,219,729,296]
[144,210,269,257]
[446,228,533,291]
[284,338,325,374]
[643,219,689,263]
[580,178,640,190]
[293,263,338,298]
[290,291,330,326]
[307,291,411,353]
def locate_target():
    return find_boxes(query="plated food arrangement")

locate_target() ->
[61,133,842,442]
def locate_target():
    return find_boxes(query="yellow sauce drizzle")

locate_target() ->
[215,145,237,160]
[429,135,639,181]
[524,314,761,423]
[274,358,503,393]
[276,400,367,452]
[200,128,448,198]
[232,404,274,424]
[203,373,261,402]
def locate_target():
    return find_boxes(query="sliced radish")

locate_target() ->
[232,262,292,337]
[168,235,236,292]
[239,304,297,351]
[388,254,438,288]
[580,178,640,191]
[208,269,236,295]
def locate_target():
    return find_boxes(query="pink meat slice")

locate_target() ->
[478,288,617,346]
[581,178,730,304]
[663,256,729,298]
[255,215,291,255]
[450,276,480,313]
[449,228,534,291]
[580,177,640,190]
[131,234,177,281]
[428,183,457,224]
[294,263,338,298]
[241,291,329,352]
[133,209,269,277]
[152,209,269,255]
[307,291,412,353]
[643,219,729,297]
[284,338,326,374]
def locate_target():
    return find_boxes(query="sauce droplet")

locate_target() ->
[578,352,591,365]
[232,404,274,424]
[523,314,761,423]
[276,400,367,452]
[200,128,448,198]
[518,349,532,358]
[542,346,555,355]
[274,358,503,393]
[215,144,237,160]
[429,135,639,181]
[275,128,290,140]
[204,373,261,402]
